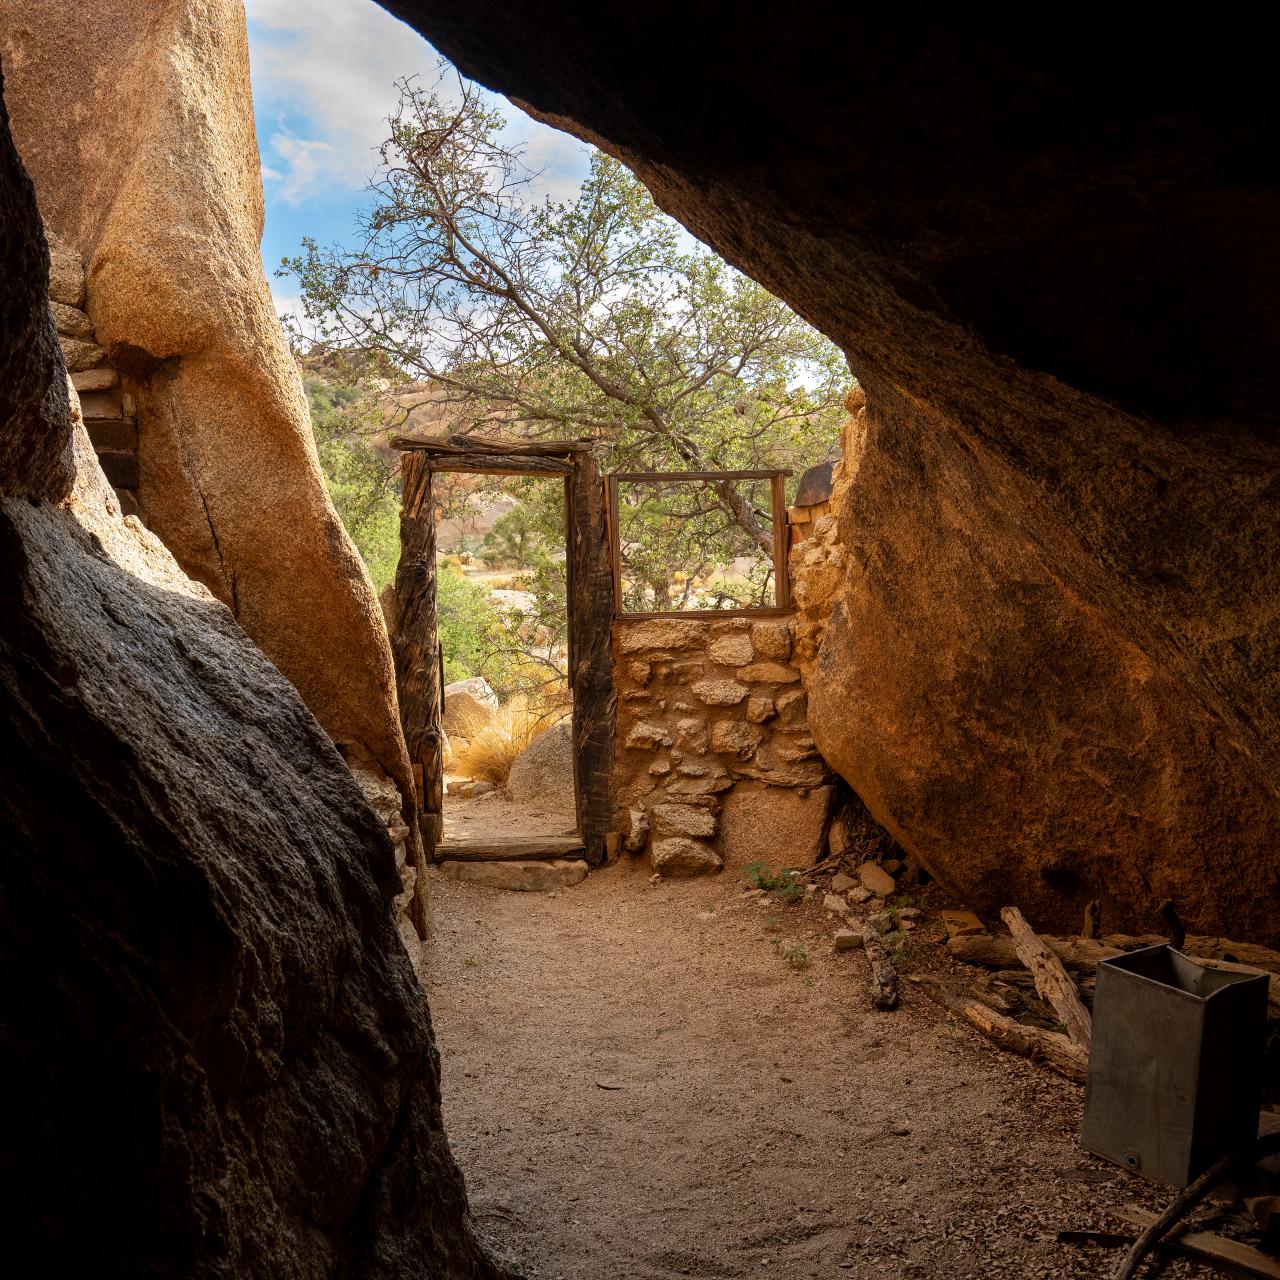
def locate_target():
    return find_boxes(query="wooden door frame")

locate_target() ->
[391,436,616,866]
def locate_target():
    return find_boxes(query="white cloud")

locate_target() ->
[269,133,334,205]
[245,0,589,207]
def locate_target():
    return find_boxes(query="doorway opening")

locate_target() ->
[392,435,615,871]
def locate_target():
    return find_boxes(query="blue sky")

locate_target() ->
[244,0,592,316]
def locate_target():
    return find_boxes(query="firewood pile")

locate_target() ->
[913,906,1280,1085]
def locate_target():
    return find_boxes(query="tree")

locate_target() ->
[285,70,849,610]
[303,370,400,591]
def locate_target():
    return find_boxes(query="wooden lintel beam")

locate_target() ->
[391,433,593,456]
[426,454,573,475]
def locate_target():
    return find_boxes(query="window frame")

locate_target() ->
[605,469,792,620]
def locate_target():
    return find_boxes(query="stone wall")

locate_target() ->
[612,616,835,876]
[47,230,140,516]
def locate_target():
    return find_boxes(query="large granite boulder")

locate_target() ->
[397,5,1280,942]
[442,676,499,736]
[508,720,576,815]
[0,0,416,835]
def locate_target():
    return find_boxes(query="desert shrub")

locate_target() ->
[453,697,564,785]
[743,861,805,903]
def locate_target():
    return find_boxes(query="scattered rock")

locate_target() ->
[470,781,496,797]
[651,837,722,877]
[831,872,856,893]
[508,721,576,815]
[823,892,850,917]
[866,911,893,935]
[848,886,874,904]
[833,928,864,952]
[652,803,718,839]
[858,861,897,896]
[896,906,923,921]
[691,678,750,706]
[439,858,589,892]
[708,632,754,666]
[941,908,985,938]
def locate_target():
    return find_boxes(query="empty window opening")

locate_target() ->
[608,470,791,617]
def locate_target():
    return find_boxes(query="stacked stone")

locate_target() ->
[613,615,833,877]
[47,230,139,515]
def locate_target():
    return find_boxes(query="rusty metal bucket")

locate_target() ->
[1082,943,1269,1186]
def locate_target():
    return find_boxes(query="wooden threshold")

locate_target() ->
[436,835,587,863]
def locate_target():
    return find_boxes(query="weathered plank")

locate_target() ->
[567,449,616,864]
[423,452,573,475]
[393,453,444,883]
[1112,1205,1280,1279]
[1001,906,1093,1049]
[437,836,586,862]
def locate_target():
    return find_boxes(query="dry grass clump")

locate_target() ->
[453,695,565,785]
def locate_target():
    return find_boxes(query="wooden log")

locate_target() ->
[567,450,616,865]
[949,931,1280,1014]
[949,930,1280,975]
[863,930,900,1010]
[1001,906,1093,1048]
[908,975,1088,1083]
[948,932,1123,971]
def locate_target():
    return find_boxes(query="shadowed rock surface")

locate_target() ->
[0,79,500,1276]
[394,4,1280,941]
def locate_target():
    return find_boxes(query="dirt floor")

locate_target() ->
[423,857,1227,1279]
[441,788,576,845]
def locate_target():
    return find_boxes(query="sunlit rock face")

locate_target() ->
[0,77,502,1276]
[0,0,416,831]
[394,5,1280,940]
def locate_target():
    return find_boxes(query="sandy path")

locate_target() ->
[423,860,1214,1279]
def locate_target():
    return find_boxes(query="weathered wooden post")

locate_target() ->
[393,451,444,864]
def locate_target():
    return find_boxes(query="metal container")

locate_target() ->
[1082,943,1269,1186]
